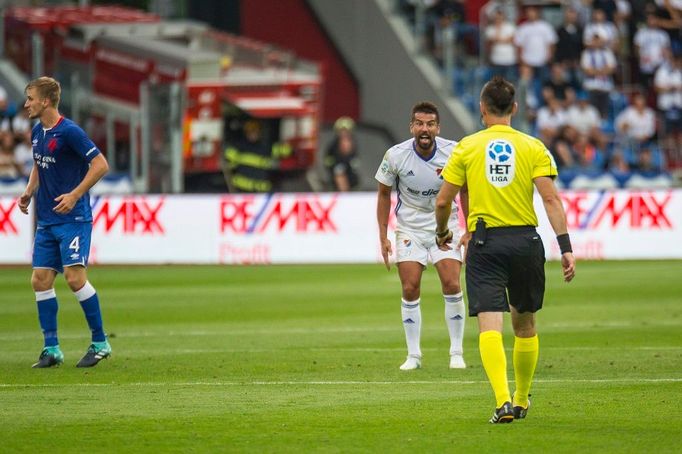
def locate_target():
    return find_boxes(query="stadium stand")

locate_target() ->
[397,0,682,189]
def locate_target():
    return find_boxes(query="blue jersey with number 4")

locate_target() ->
[31,116,100,226]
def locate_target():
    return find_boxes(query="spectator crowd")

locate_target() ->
[0,85,33,185]
[400,0,682,188]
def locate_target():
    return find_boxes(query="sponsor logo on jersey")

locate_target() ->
[485,139,515,187]
[406,186,440,197]
[406,170,415,176]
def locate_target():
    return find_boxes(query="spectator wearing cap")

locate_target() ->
[324,116,360,192]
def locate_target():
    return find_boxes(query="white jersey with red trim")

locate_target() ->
[375,136,460,245]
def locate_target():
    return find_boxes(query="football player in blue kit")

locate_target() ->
[19,76,112,368]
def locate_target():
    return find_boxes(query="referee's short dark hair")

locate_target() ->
[480,76,515,116]
[411,101,440,124]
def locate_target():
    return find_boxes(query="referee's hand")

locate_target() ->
[436,229,453,250]
[561,252,576,282]
[456,231,471,257]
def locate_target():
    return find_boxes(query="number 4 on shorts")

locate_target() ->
[69,236,80,253]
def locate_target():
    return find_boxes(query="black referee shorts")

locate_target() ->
[465,226,545,316]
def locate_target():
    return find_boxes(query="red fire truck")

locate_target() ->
[4,6,323,192]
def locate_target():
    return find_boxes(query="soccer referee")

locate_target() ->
[434,76,576,424]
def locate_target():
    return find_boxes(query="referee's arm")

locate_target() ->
[534,176,576,282]
[435,181,461,250]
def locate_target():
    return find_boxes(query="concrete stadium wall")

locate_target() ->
[306,0,474,143]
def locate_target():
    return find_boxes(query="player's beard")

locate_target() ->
[415,134,434,153]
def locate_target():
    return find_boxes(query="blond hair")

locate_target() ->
[25,76,61,108]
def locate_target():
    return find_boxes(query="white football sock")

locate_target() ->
[401,298,422,358]
[444,293,465,356]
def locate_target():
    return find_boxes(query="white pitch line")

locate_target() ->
[1,319,681,342]
[1,378,681,388]
[2,346,682,358]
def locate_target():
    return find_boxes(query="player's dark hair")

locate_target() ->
[411,101,440,124]
[25,76,61,108]
[480,76,515,116]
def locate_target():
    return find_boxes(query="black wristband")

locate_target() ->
[557,233,572,254]
[436,228,450,238]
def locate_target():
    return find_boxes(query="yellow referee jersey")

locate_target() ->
[441,124,558,232]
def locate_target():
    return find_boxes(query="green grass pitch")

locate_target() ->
[1,261,681,453]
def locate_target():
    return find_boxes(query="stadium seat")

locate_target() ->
[569,172,619,190]
[0,176,27,195]
[624,173,673,189]
[90,173,134,195]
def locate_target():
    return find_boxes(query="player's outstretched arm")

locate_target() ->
[19,162,39,215]
[534,176,576,282]
[435,181,460,250]
[377,183,393,271]
[54,154,109,214]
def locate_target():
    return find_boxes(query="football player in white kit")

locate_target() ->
[376,101,467,370]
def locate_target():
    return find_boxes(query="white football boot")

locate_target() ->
[399,355,422,370]
[449,354,466,369]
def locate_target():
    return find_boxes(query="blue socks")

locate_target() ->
[74,281,106,343]
[36,289,59,347]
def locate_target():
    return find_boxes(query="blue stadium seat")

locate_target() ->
[0,176,27,195]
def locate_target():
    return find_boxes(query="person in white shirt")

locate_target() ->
[376,101,467,371]
[634,9,672,89]
[514,6,557,81]
[485,8,517,81]
[615,92,657,144]
[535,96,567,146]
[565,90,609,150]
[654,52,682,148]
[583,8,620,51]
[566,91,603,136]
[581,43,617,118]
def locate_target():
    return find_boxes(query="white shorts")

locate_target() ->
[395,230,463,266]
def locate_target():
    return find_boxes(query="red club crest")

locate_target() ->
[47,138,58,152]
